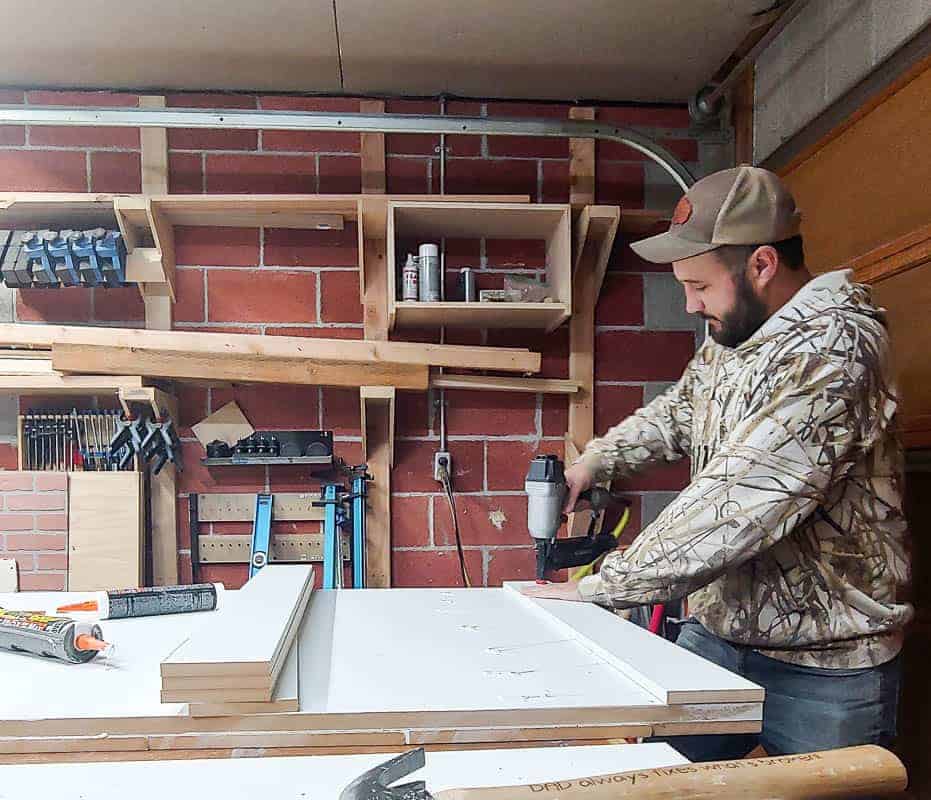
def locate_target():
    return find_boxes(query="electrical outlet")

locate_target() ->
[434,451,452,482]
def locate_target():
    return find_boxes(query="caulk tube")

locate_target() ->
[59,583,225,619]
[0,609,107,664]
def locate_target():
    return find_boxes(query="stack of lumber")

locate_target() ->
[160,564,313,715]
[0,324,542,390]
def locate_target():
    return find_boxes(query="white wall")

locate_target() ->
[754,0,931,161]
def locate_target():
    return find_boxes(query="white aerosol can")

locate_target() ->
[418,243,441,302]
[402,254,419,301]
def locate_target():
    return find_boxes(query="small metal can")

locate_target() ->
[402,254,419,301]
[459,267,476,302]
[418,243,441,302]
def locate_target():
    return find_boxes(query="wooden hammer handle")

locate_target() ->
[435,745,907,800]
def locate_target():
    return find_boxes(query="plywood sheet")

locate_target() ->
[161,565,313,680]
[0,744,688,799]
[67,473,143,592]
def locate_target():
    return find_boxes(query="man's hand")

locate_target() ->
[520,580,585,602]
[562,462,595,514]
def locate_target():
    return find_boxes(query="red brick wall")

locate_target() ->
[0,471,68,590]
[0,90,700,589]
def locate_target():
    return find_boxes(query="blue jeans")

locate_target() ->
[656,621,901,761]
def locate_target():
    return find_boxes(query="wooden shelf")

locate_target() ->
[386,201,572,332]
[394,301,570,332]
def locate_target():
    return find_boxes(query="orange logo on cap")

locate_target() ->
[672,196,692,225]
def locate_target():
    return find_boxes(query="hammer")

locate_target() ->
[339,745,907,799]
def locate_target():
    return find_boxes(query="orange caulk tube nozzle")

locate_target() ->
[74,634,110,652]
[56,601,99,613]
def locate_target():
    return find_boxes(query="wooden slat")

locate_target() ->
[430,374,581,394]
[849,222,931,285]
[569,107,596,209]
[150,391,179,587]
[0,374,145,394]
[361,386,395,468]
[51,344,431,391]
[145,198,176,303]
[0,323,541,374]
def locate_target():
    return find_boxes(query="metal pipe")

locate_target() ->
[0,104,694,191]
[690,0,812,121]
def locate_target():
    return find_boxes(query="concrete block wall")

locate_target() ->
[755,0,931,160]
[0,471,68,590]
[0,89,721,589]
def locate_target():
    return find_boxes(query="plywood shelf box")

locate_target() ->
[387,201,573,332]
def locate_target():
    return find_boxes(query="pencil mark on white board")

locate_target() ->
[485,639,571,655]
[482,668,536,679]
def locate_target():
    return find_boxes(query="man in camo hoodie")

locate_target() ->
[524,166,911,760]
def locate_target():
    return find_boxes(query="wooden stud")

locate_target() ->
[359,105,394,589]
[360,99,387,195]
[139,96,169,195]
[569,107,596,209]
[566,207,619,536]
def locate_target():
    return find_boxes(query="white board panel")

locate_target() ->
[300,588,662,714]
[504,582,765,704]
[0,744,689,800]
[161,565,313,679]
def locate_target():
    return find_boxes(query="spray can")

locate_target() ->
[401,253,419,301]
[418,243,441,302]
[0,609,108,664]
[459,267,476,302]
[57,582,224,620]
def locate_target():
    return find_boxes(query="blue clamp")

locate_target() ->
[21,231,58,287]
[95,230,127,286]
[46,229,81,287]
[70,229,106,286]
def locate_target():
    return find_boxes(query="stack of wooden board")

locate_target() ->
[159,564,313,714]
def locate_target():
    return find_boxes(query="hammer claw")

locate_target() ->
[339,748,433,799]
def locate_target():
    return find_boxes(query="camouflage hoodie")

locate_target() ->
[578,269,912,668]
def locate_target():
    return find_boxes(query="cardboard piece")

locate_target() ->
[192,401,254,448]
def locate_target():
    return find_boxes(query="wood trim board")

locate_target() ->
[161,565,313,681]
[504,583,764,704]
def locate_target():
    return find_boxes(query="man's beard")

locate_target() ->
[704,270,769,348]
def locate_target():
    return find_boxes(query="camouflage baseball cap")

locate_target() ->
[631,166,802,264]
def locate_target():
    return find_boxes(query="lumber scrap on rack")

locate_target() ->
[52,344,429,390]
[0,323,540,374]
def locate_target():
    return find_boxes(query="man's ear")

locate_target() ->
[747,245,779,290]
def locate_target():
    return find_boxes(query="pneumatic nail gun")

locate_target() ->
[525,454,628,582]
